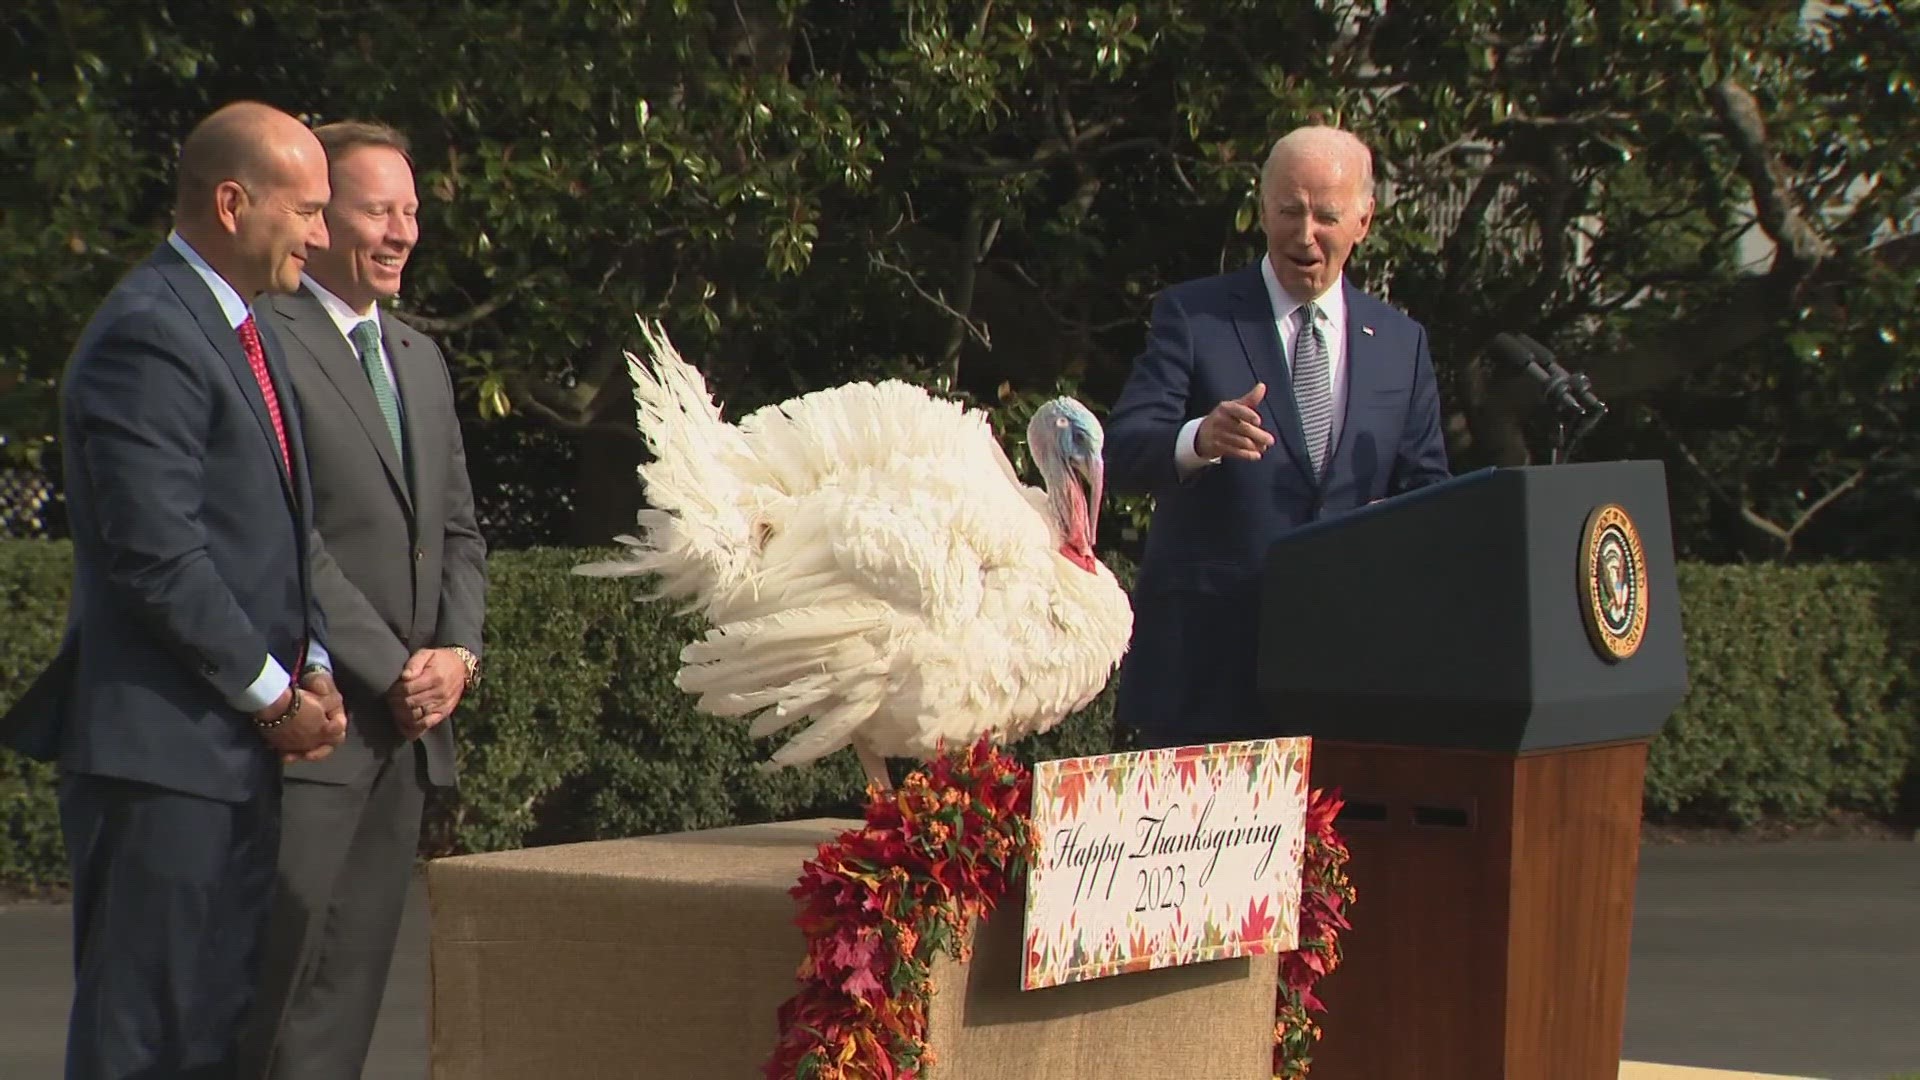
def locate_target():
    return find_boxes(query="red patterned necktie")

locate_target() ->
[236,314,307,672]
[236,315,291,476]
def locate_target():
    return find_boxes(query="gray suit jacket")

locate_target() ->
[262,286,486,788]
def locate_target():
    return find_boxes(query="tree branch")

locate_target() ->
[1647,407,1884,555]
[1785,463,1874,538]
[1647,408,1746,508]
[1442,150,1524,260]
[871,251,993,352]
[1432,146,1524,314]
[1505,141,1581,320]
[510,391,648,442]
[1585,275,1789,400]
[1706,78,1833,273]
[916,133,1157,178]
[399,274,537,334]
[1000,259,1137,340]
[941,204,989,384]
[1523,71,1835,403]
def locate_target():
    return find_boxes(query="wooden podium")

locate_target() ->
[1255,463,1690,1080]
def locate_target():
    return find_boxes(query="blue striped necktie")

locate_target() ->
[1291,303,1332,476]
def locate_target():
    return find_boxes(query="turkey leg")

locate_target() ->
[855,744,892,791]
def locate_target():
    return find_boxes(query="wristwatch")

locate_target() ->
[449,645,481,689]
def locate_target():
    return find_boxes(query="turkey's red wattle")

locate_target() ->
[1060,543,1098,573]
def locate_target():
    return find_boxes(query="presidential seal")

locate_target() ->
[1579,503,1648,661]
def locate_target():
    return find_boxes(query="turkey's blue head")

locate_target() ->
[1027,397,1105,574]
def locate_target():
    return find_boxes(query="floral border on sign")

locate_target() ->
[763,736,1353,1080]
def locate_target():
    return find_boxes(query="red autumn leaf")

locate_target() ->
[1172,744,1207,789]
[842,962,886,1003]
[1239,895,1278,943]
[1052,763,1090,819]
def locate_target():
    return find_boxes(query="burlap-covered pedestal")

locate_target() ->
[428,818,1279,1079]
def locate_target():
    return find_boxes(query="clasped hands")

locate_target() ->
[385,647,470,740]
[256,670,348,764]
[253,648,468,761]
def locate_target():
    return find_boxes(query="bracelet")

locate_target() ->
[256,686,302,731]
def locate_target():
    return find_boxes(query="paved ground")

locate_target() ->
[3,840,1915,1079]
[1621,841,1920,1080]
[1628,1060,1820,1068]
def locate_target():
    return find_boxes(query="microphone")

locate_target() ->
[1487,332,1605,417]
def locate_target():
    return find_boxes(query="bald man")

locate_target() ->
[1105,125,1451,748]
[0,100,348,1078]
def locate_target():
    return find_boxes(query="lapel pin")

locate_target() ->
[1362,325,1375,336]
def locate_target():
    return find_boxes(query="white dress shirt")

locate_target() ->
[163,231,332,710]
[167,231,250,329]
[1174,255,1350,476]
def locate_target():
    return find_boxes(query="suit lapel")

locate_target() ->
[153,248,297,510]
[1226,264,1315,486]
[381,309,437,516]
[253,314,317,601]
[274,288,414,515]
[1324,279,1372,481]
[254,315,311,505]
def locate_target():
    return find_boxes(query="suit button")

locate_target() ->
[414,548,424,562]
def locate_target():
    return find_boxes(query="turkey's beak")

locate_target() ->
[1071,453,1103,550]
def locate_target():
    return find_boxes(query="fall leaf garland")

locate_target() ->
[1274,789,1356,1080]
[764,738,1035,1080]
[764,737,1354,1080]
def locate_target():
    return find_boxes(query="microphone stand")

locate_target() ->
[1542,370,1606,464]
[1487,332,1610,464]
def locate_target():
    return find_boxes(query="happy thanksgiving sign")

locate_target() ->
[1022,737,1311,990]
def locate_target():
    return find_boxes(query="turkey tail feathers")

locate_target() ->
[572,319,759,602]
[675,604,891,767]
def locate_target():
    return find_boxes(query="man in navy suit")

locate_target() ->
[1106,125,1451,749]
[0,101,349,1078]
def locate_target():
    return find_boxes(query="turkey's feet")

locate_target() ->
[855,745,892,791]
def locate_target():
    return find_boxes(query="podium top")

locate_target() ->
[1256,461,1688,752]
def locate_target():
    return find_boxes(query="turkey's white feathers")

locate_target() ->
[571,321,764,600]
[577,318,1133,769]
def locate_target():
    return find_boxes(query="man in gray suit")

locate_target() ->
[239,120,488,1079]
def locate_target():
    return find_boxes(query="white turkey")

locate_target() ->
[574,319,1133,788]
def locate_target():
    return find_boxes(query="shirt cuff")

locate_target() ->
[1174,416,1219,478]
[231,656,292,713]
[304,639,332,674]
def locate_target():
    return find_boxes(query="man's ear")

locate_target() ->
[214,180,250,236]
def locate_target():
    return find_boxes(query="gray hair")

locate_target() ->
[1259,125,1375,205]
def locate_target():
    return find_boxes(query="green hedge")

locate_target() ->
[0,542,69,891]
[1647,562,1920,823]
[3,542,1915,888]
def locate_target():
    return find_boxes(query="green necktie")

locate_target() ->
[349,318,405,460]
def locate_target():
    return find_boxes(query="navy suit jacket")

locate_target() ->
[0,243,326,803]
[1105,262,1450,742]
